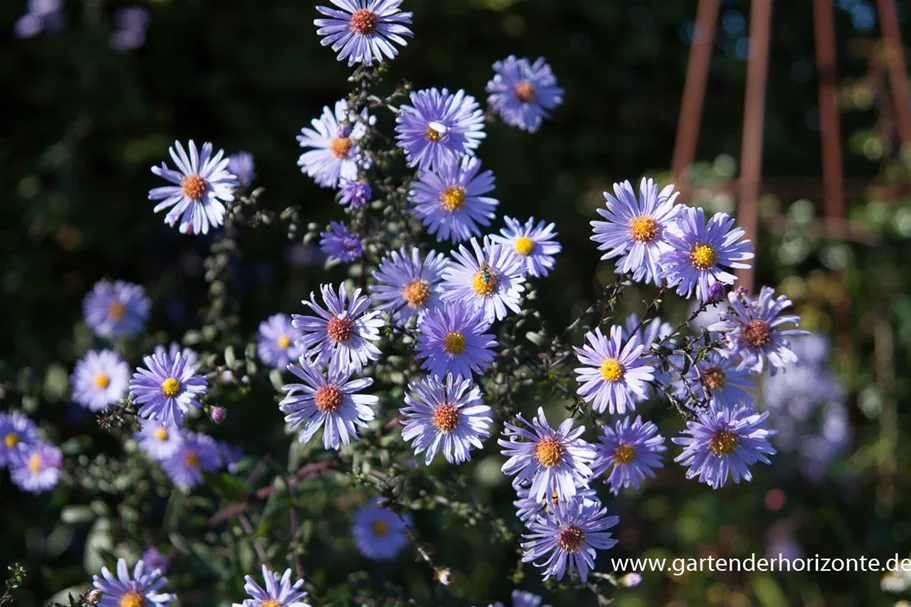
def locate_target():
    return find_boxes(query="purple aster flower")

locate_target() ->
[92,558,175,607]
[292,284,383,374]
[129,348,208,426]
[573,326,655,414]
[490,590,552,607]
[712,286,808,375]
[279,361,378,450]
[673,403,776,489]
[233,565,310,607]
[149,140,238,235]
[490,216,561,278]
[314,0,412,67]
[661,206,754,300]
[161,431,222,490]
[414,301,497,378]
[513,485,598,525]
[83,280,151,339]
[400,374,493,465]
[136,420,183,461]
[486,56,564,133]
[591,416,665,494]
[319,221,363,263]
[153,343,200,371]
[141,548,169,574]
[71,349,130,411]
[370,247,448,324]
[678,350,754,408]
[228,152,256,187]
[257,313,304,371]
[218,442,244,474]
[622,313,672,353]
[410,156,498,243]
[13,0,64,38]
[441,237,525,323]
[394,88,485,172]
[351,500,410,560]
[0,412,38,468]
[499,407,596,502]
[297,100,371,188]
[110,7,149,51]
[521,499,619,582]
[339,180,371,208]
[590,178,681,285]
[9,441,61,494]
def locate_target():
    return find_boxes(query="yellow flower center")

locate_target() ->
[425,126,443,142]
[629,216,659,243]
[431,404,460,433]
[514,80,537,102]
[180,174,208,200]
[107,301,126,320]
[471,266,498,297]
[28,453,42,473]
[314,385,343,413]
[402,280,431,307]
[703,367,726,391]
[439,185,467,212]
[184,452,200,468]
[5,433,19,448]
[153,427,169,441]
[277,334,291,350]
[613,443,637,464]
[599,358,625,383]
[350,8,378,34]
[330,137,352,159]
[689,243,717,270]
[743,319,772,348]
[443,332,466,355]
[557,525,586,552]
[534,437,564,468]
[261,601,281,607]
[119,591,145,607]
[326,316,355,343]
[514,237,536,256]
[710,430,739,456]
[160,378,181,398]
[371,519,389,537]
[94,373,111,389]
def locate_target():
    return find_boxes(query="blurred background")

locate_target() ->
[3,0,911,605]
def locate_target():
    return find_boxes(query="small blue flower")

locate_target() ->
[395,88,485,172]
[661,206,754,300]
[136,420,183,462]
[110,6,150,51]
[370,247,448,325]
[320,221,363,263]
[154,342,200,371]
[71,349,130,411]
[486,56,564,133]
[228,152,256,187]
[339,180,371,208]
[499,407,596,502]
[490,216,561,278]
[441,237,526,323]
[218,442,244,474]
[149,140,238,235]
[591,416,665,494]
[13,0,64,39]
[351,500,410,560]
[279,361,378,450]
[410,156,498,243]
[233,565,310,607]
[292,284,383,374]
[400,374,493,465]
[129,348,208,426]
[9,441,61,494]
[92,558,175,607]
[573,326,655,414]
[521,498,619,582]
[257,313,304,371]
[161,431,222,490]
[0,412,39,468]
[314,0,413,67]
[141,548,169,574]
[415,301,497,378]
[677,350,754,408]
[297,100,372,189]
[513,485,598,525]
[83,280,151,339]
[673,403,776,489]
[490,590,552,607]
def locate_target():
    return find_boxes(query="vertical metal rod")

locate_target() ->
[877,0,911,144]
[813,0,845,227]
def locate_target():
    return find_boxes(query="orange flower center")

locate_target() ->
[613,443,637,464]
[119,591,145,607]
[703,367,726,391]
[180,174,207,200]
[184,452,200,468]
[314,385,343,413]
[94,373,111,389]
[710,430,738,456]
[557,525,586,552]
[534,437,564,468]
[402,280,431,307]
[743,319,772,347]
[277,334,291,349]
[160,378,181,398]
[514,80,537,102]
[371,519,389,537]
[629,216,659,243]
[439,185,467,212]
[689,243,717,270]
[326,316,355,342]
[4,433,19,448]
[330,137,353,159]
[471,265,498,296]
[261,601,280,607]
[153,427,169,441]
[107,301,127,320]
[431,404,460,433]
[350,8,378,34]
[28,453,42,473]
[443,332,466,355]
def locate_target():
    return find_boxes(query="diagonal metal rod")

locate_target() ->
[877,0,911,144]
[813,0,845,226]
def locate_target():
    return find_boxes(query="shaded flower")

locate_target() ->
[489,589,552,607]
[339,180,371,208]
[490,216,561,278]
[320,221,363,262]
[677,350,754,408]
[233,565,310,607]
[486,55,563,133]
[297,100,371,188]
[228,152,256,187]
[0,412,38,468]
[395,88,485,172]
[414,301,497,378]
[573,326,654,414]
[591,416,665,494]
[441,237,525,323]
[314,0,413,67]
[352,500,410,560]
[83,280,151,339]
[71,349,130,411]
[153,343,200,371]
[10,441,61,493]
[149,140,238,235]
[257,313,304,371]
[161,431,222,490]
[513,485,598,525]
[370,247,448,324]
[410,156,498,243]
[110,6,150,51]
[219,442,244,474]
[13,0,64,39]
[141,548,169,575]
[136,420,183,461]
[91,558,175,607]
[129,348,208,426]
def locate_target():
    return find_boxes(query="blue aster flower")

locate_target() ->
[410,156,498,243]
[218,442,244,474]
[400,374,493,465]
[13,0,64,39]
[149,140,238,235]
[499,407,596,502]
[297,100,372,188]
[490,216,561,278]
[233,565,310,607]
[441,237,525,323]
[521,498,619,582]
[486,56,564,133]
[314,0,412,67]
[414,301,497,378]
[573,326,655,414]
[83,280,151,339]
[673,403,776,489]
[339,180,371,208]
[92,558,175,607]
[621,313,673,397]
[136,420,183,461]
[279,360,378,450]
[351,500,410,560]
[292,284,383,374]
[228,152,256,187]
[661,206,754,300]
[9,441,61,494]
[71,349,130,411]
[370,247,448,325]
[490,590,552,607]
[677,350,754,408]
[129,348,208,426]
[161,431,222,490]
[257,313,304,371]
[141,548,169,574]
[590,178,681,285]
[153,342,200,371]
[0,412,38,468]
[513,485,599,525]
[320,221,363,262]
[394,88,485,172]
[712,286,808,375]
[591,416,665,494]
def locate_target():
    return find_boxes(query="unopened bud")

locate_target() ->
[210,407,227,424]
